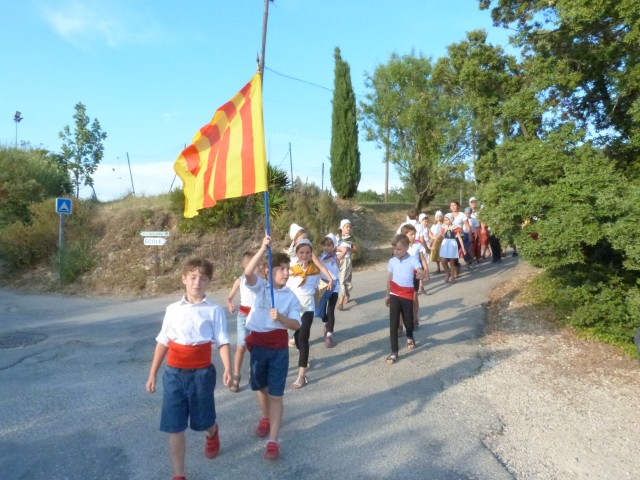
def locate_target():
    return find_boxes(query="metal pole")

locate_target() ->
[258,0,270,80]
[58,213,64,284]
[321,162,324,191]
[289,142,293,189]
[15,123,18,147]
[126,152,136,196]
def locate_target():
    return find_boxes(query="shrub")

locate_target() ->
[55,241,95,284]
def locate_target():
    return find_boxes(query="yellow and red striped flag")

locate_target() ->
[174,73,267,218]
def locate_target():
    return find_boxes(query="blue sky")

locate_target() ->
[0,0,511,201]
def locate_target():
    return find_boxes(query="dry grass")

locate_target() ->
[4,196,419,296]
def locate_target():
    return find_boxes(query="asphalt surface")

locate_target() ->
[0,257,520,480]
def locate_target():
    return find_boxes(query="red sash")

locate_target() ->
[167,342,212,369]
[245,329,288,351]
[239,305,251,315]
[389,280,414,300]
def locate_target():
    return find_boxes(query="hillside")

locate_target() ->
[11,197,430,296]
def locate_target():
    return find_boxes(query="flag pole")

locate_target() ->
[259,0,275,307]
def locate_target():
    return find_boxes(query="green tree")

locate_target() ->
[361,53,467,209]
[474,0,640,349]
[0,145,71,228]
[330,47,361,198]
[59,102,107,197]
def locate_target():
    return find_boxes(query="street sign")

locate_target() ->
[144,238,167,246]
[55,198,72,215]
[139,231,170,237]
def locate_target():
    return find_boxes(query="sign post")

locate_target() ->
[55,198,72,284]
[140,231,170,277]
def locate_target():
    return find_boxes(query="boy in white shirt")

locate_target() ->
[243,235,302,460]
[384,234,427,364]
[146,258,231,480]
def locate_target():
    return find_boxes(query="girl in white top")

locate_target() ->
[429,211,444,273]
[287,239,322,389]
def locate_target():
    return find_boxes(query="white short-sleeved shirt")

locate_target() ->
[387,254,422,289]
[287,263,322,312]
[408,241,426,258]
[451,212,467,230]
[320,253,340,293]
[245,277,302,332]
[156,296,229,347]
[466,217,480,232]
[239,275,257,307]
[430,223,443,238]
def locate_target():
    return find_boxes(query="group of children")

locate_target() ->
[145,202,506,479]
[146,219,357,479]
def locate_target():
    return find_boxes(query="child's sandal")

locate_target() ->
[386,353,398,364]
[291,375,309,389]
[228,374,241,393]
[407,339,415,350]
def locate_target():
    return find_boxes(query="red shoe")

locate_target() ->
[204,426,220,459]
[256,417,270,438]
[264,440,280,460]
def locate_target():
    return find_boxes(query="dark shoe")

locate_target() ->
[204,425,220,459]
[264,440,280,460]
[256,417,270,438]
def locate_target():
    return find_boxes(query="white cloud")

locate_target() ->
[40,0,166,48]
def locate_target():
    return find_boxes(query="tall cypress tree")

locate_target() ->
[330,47,360,198]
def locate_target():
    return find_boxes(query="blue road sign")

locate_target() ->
[56,198,72,215]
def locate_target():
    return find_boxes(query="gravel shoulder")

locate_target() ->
[472,263,640,479]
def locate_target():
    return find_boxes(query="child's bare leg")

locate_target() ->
[297,366,308,383]
[257,388,270,418]
[268,395,284,441]
[233,346,246,378]
[169,431,186,477]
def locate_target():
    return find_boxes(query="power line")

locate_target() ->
[265,65,364,97]
[265,66,333,93]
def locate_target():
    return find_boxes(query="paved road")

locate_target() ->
[0,257,519,479]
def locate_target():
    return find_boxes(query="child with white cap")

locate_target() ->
[336,219,357,310]
[315,233,342,347]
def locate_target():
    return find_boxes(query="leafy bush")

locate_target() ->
[354,189,383,203]
[0,145,71,228]
[273,181,338,244]
[55,241,95,284]
[531,266,640,356]
[0,199,99,274]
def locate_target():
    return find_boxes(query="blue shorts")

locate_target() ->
[236,312,250,347]
[249,346,288,397]
[160,365,216,433]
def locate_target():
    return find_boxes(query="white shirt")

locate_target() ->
[239,275,257,307]
[430,223,443,238]
[387,254,422,289]
[245,277,302,332]
[466,217,480,232]
[287,263,322,312]
[451,212,467,230]
[320,252,340,293]
[156,296,229,347]
[408,241,426,258]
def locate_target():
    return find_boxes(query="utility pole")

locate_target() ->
[126,152,136,196]
[321,162,324,191]
[13,111,23,147]
[289,142,294,189]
